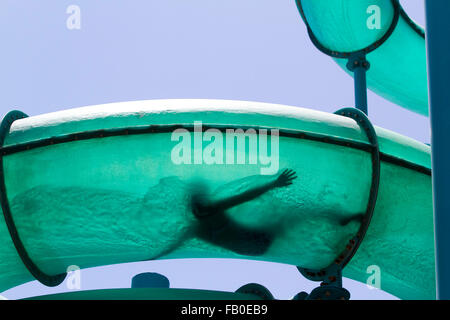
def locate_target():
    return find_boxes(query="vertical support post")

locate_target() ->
[425,0,450,300]
[347,53,370,115]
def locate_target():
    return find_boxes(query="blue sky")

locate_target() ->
[0,1,426,300]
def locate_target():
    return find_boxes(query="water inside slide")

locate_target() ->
[0,1,435,300]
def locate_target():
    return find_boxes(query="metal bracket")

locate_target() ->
[347,53,371,115]
[0,110,67,287]
[297,108,380,298]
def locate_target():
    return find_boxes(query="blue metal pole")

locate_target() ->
[347,53,370,115]
[131,272,170,289]
[425,0,450,300]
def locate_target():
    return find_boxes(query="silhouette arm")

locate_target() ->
[206,169,297,212]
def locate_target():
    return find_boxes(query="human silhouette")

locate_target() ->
[191,169,297,256]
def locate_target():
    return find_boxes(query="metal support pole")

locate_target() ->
[347,53,370,115]
[425,0,450,300]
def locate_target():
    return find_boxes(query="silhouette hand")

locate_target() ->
[273,169,297,188]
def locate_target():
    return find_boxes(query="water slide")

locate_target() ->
[296,0,428,115]
[0,100,433,300]
[0,1,435,300]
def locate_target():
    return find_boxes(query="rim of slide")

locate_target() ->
[295,0,425,59]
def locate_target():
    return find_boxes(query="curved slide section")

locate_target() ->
[0,100,434,299]
[296,0,428,116]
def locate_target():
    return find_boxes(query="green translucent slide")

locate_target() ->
[297,0,428,115]
[0,100,434,299]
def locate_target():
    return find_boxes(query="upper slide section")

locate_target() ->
[296,0,428,116]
